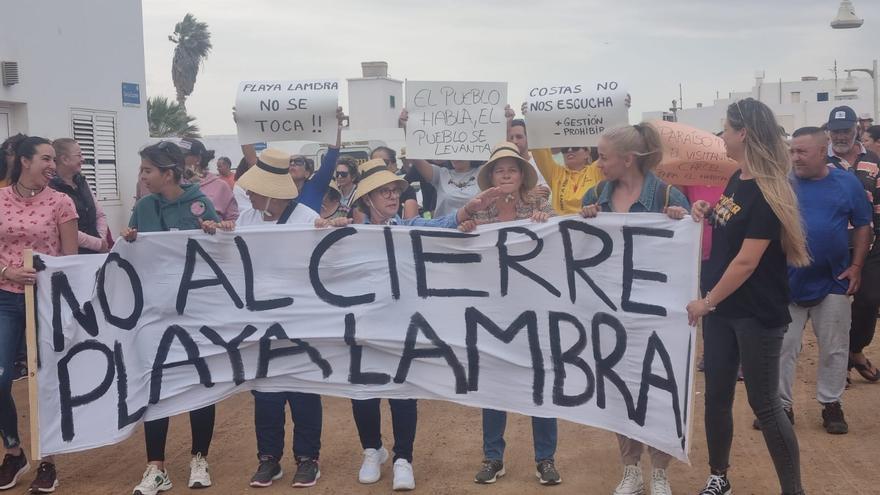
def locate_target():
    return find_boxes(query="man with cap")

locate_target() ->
[827,105,880,383]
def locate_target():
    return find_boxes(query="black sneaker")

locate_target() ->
[752,406,794,430]
[292,457,320,488]
[249,455,283,488]
[474,459,505,484]
[698,473,731,495]
[535,459,561,485]
[29,462,58,493]
[12,361,27,382]
[0,452,29,491]
[822,401,848,434]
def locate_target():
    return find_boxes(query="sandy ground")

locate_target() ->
[8,332,880,495]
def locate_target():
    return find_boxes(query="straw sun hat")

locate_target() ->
[351,158,407,203]
[236,148,298,200]
[477,141,537,191]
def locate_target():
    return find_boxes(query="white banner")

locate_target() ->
[234,80,338,145]
[35,215,699,461]
[525,81,629,148]
[405,81,508,160]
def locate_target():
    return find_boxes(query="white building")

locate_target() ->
[1,0,149,232]
[643,71,877,135]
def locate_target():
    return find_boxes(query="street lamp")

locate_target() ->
[843,61,879,121]
[831,0,864,29]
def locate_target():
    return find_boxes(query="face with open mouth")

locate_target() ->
[22,144,57,188]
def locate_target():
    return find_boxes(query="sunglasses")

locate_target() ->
[335,171,350,178]
[559,147,584,154]
[290,158,306,166]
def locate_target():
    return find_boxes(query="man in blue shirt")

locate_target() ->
[779,126,871,435]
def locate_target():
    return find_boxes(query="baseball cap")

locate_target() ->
[827,106,858,131]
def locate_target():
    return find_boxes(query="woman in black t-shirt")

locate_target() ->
[687,98,809,495]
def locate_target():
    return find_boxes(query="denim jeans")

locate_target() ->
[0,289,24,449]
[351,398,417,462]
[481,409,557,462]
[253,391,322,460]
[703,314,804,495]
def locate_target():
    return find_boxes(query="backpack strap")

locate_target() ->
[651,179,673,212]
[277,199,300,224]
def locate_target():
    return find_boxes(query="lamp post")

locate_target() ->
[831,0,864,29]
[843,60,879,121]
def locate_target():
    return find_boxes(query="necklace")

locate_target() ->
[14,182,43,198]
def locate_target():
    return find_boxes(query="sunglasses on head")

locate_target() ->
[559,147,584,154]
[335,171,350,178]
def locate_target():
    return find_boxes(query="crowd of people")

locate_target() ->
[0,99,878,495]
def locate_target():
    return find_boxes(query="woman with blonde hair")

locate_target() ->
[580,123,689,495]
[687,98,808,495]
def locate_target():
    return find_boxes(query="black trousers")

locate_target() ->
[144,405,215,462]
[850,244,880,353]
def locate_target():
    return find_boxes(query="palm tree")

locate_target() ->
[168,13,212,111]
[147,96,201,137]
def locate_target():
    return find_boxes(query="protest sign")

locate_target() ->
[525,81,629,148]
[35,215,700,461]
[405,81,507,160]
[234,80,338,145]
[652,120,738,187]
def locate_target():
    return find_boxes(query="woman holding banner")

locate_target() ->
[0,136,78,492]
[512,105,603,215]
[345,158,502,491]
[687,98,808,495]
[580,123,689,495]
[121,141,234,495]
[458,142,562,486]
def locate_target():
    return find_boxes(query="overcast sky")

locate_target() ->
[142,0,880,136]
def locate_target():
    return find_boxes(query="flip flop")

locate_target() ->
[850,358,880,382]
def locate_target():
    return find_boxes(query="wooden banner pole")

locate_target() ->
[23,249,41,461]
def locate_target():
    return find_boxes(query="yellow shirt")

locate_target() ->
[532,149,604,215]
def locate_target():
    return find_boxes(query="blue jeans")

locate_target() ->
[0,290,25,449]
[351,398,416,463]
[482,409,557,462]
[253,391,322,460]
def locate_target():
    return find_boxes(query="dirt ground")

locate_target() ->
[9,332,880,494]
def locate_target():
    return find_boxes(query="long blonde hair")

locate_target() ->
[728,98,809,267]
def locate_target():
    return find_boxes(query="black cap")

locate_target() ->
[180,137,207,156]
[827,106,858,131]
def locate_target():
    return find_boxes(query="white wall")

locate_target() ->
[347,77,403,130]
[0,0,149,233]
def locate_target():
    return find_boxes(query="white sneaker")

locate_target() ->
[613,464,644,495]
[358,447,389,484]
[392,458,415,491]
[188,453,212,488]
[132,464,172,495]
[651,468,672,495]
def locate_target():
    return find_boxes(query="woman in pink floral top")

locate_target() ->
[461,141,554,231]
[0,136,78,491]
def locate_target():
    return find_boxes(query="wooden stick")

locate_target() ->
[23,249,41,461]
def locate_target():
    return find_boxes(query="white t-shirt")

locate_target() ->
[529,155,549,188]
[236,203,320,227]
[430,164,481,217]
[233,184,252,211]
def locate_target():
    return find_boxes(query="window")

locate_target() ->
[71,109,119,201]
[817,92,829,102]
[390,95,396,109]
[790,92,800,104]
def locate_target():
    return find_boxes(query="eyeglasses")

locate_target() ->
[335,171,350,178]
[559,147,583,154]
[374,186,401,199]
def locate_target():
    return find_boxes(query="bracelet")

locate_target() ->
[853,262,863,268]
[0,266,7,280]
[705,291,717,312]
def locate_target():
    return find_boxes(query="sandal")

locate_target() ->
[849,357,880,382]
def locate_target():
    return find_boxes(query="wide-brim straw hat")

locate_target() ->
[236,148,299,200]
[477,141,537,191]
[351,158,408,203]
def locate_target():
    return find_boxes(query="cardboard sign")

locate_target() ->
[36,215,700,461]
[651,120,738,187]
[405,81,508,160]
[235,80,338,145]
[525,81,629,148]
